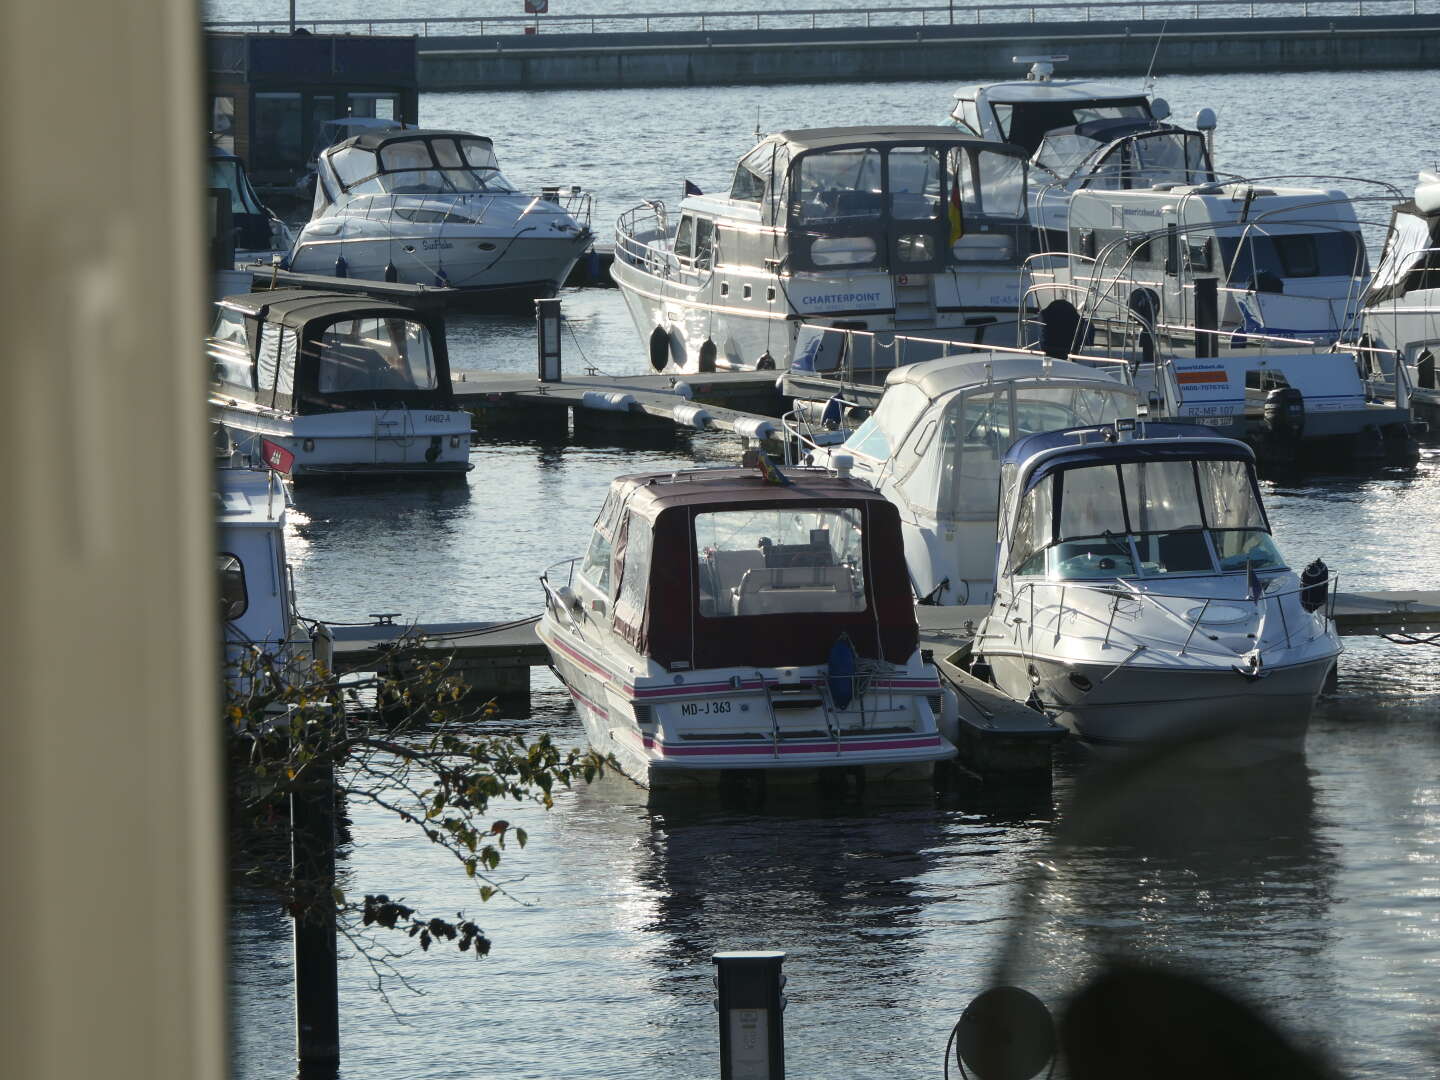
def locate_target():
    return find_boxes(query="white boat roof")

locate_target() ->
[216,468,286,528]
[953,79,1146,105]
[883,351,1135,402]
[775,125,1020,154]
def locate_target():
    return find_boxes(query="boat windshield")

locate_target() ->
[1008,456,1284,579]
[695,506,867,618]
[1079,130,1213,190]
[328,137,516,196]
[993,98,1151,154]
[208,157,267,215]
[314,317,438,394]
[1218,230,1368,284]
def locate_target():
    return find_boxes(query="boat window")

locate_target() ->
[694,219,715,268]
[330,147,378,189]
[208,157,266,216]
[1034,133,1099,182]
[887,147,943,221]
[1008,475,1054,576]
[1212,529,1285,571]
[949,149,981,218]
[1129,131,1213,186]
[1120,460,1212,575]
[673,215,695,260]
[1219,230,1368,284]
[695,506,866,618]
[256,325,296,402]
[218,553,247,621]
[795,148,884,224]
[952,98,982,136]
[209,309,254,387]
[461,139,500,171]
[950,390,1010,516]
[1051,465,1140,578]
[731,143,774,203]
[315,318,437,394]
[209,95,236,154]
[974,151,1027,218]
[380,141,433,172]
[430,139,463,168]
[844,382,928,462]
[1014,386,1134,436]
[999,98,1151,155]
[809,236,878,267]
[581,529,612,596]
[349,93,398,121]
[613,512,653,630]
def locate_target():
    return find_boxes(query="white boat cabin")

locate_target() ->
[1360,171,1440,390]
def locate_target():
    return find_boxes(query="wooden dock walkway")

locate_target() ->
[328,590,1440,699]
[455,369,786,441]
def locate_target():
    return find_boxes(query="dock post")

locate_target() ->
[713,950,786,1080]
[291,747,340,1070]
[1194,278,1219,360]
[536,297,562,382]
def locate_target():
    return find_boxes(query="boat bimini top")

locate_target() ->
[313,129,515,214]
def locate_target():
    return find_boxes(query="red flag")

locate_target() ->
[260,438,295,474]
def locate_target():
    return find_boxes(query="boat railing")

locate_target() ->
[339,187,591,230]
[1002,570,1339,655]
[204,0,1440,37]
[614,201,715,284]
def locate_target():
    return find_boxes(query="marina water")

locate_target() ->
[228,54,1440,1080]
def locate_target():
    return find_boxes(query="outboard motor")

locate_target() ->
[1299,558,1329,614]
[1263,386,1305,444]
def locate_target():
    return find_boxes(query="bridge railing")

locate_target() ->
[203,0,1439,37]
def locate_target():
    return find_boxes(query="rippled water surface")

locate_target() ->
[228,45,1440,1080]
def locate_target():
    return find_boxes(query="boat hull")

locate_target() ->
[987,651,1333,763]
[538,616,955,790]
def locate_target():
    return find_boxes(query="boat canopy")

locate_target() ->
[208,149,276,250]
[732,126,1029,272]
[208,289,454,415]
[840,354,1137,525]
[316,129,515,208]
[578,468,919,670]
[1365,200,1440,305]
[1032,121,1214,189]
[950,80,1153,154]
[996,425,1282,581]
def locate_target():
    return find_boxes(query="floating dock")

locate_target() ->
[330,590,1440,701]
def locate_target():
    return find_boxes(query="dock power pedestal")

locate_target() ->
[712,950,787,1080]
[536,297,562,382]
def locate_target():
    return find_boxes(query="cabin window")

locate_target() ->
[613,512,653,631]
[695,507,867,618]
[887,147,943,221]
[331,147,378,188]
[795,149,884,223]
[580,529,612,596]
[844,381,927,463]
[256,325,296,402]
[973,151,1026,218]
[461,139,500,172]
[315,318,437,394]
[349,93,398,121]
[1219,231,1367,285]
[952,98,982,136]
[809,236,878,267]
[673,216,695,260]
[252,93,304,173]
[694,219,715,268]
[218,553,247,621]
[950,390,1009,516]
[1128,131,1212,186]
[209,309,254,387]
[730,143,774,203]
[1008,475,1055,576]
[209,95,236,154]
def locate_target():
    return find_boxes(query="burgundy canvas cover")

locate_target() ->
[638,498,918,671]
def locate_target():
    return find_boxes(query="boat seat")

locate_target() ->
[705,549,766,612]
[732,565,862,616]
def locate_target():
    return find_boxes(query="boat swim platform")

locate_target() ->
[453,370,787,442]
[327,590,1440,701]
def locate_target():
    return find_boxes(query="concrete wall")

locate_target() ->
[419,14,1440,90]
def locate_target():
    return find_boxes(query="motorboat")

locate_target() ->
[208,147,295,262]
[286,128,593,306]
[208,289,473,479]
[790,351,1139,607]
[538,462,958,789]
[973,419,1341,758]
[218,466,315,692]
[1356,170,1440,393]
[611,126,1032,375]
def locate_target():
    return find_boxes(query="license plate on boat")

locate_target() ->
[681,700,733,716]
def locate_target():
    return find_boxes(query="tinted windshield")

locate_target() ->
[995,98,1151,154]
[696,506,867,618]
[1220,230,1368,283]
[330,137,515,195]
[315,317,438,394]
[1009,455,1283,579]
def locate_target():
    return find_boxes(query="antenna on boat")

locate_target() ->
[754,107,762,145]
[1143,20,1168,97]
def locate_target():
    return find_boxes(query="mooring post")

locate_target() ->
[536,297,562,382]
[713,950,786,1080]
[291,749,340,1069]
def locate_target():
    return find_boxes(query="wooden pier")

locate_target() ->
[329,590,1440,701]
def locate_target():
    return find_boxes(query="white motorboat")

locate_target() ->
[287,128,593,306]
[974,419,1341,758]
[1356,170,1440,393]
[209,289,473,479]
[611,126,1032,375]
[538,463,958,789]
[791,351,1139,608]
[218,466,314,691]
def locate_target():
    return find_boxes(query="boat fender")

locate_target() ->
[434,268,450,288]
[334,255,348,278]
[733,416,776,441]
[425,436,441,463]
[827,634,858,709]
[1299,558,1329,613]
[384,262,398,283]
[581,390,638,413]
[672,402,712,429]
